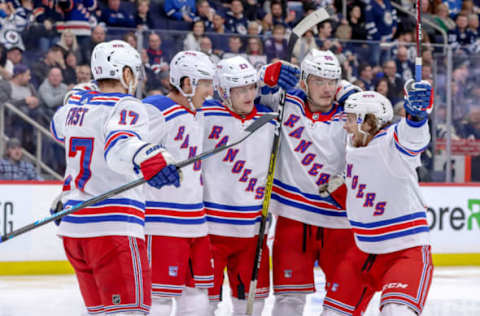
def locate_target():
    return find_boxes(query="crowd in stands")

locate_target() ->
[0,0,479,181]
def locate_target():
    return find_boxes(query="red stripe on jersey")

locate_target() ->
[145,208,205,218]
[104,132,137,151]
[90,97,121,102]
[73,206,145,219]
[205,209,261,219]
[352,218,429,236]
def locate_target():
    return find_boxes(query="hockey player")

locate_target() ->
[141,51,216,316]
[202,56,299,316]
[257,48,367,315]
[321,83,433,316]
[50,40,181,315]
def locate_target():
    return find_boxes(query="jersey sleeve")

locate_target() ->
[103,98,151,177]
[50,106,68,144]
[256,89,282,112]
[391,118,430,159]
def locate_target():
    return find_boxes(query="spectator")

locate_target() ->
[375,77,389,98]
[432,3,456,33]
[381,59,404,104]
[123,31,138,49]
[82,24,106,65]
[38,67,68,117]
[223,35,245,59]
[26,0,62,54]
[134,0,154,30]
[245,37,267,70]
[211,12,229,54]
[184,20,205,51]
[194,0,214,31]
[0,64,44,152]
[226,0,248,35]
[57,30,82,64]
[164,0,196,22]
[264,23,288,61]
[317,21,333,41]
[244,0,266,22]
[0,44,13,80]
[365,0,398,65]
[57,0,97,46]
[468,13,479,37]
[352,79,366,91]
[146,32,169,73]
[444,0,463,18]
[349,5,367,42]
[456,105,480,139]
[357,63,374,91]
[394,45,414,82]
[247,21,261,36]
[293,30,318,61]
[199,36,220,64]
[75,64,91,84]
[6,45,23,66]
[100,0,135,28]
[63,51,78,85]
[262,0,295,32]
[0,138,41,180]
[31,45,65,87]
[448,13,476,53]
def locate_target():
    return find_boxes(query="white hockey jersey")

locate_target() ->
[142,95,206,238]
[50,91,151,239]
[260,89,350,228]
[202,100,275,238]
[345,118,431,254]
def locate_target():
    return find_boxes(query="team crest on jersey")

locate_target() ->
[284,269,292,278]
[169,266,179,277]
[384,12,393,25]
[112,294,121,305]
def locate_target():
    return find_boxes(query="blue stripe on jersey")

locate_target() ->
[204,112,232,118]
[105,129,141,142]
[393,125,428,157]
[206,216,262,225]
[349,211,426,228]
[143,95,176,112]
[145,217,207,224]
[50,120,64,142]
[271,193,347,217]
[62,214,145,225]
[204,201,262,211]
[146,201,204,209]
[104,135,130,159]
[273,179,333,202]
[355,226,430,242]
[165,110,189,122]
[64,198,145,209]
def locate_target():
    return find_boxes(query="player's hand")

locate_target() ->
[133,144,181,189]
[335,80,362,105]
[148,164,182,189]
[49,193,64,226]
[318,175,347,210]
[260,61,300,91]
[403,79,433,120]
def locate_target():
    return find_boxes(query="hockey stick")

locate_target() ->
[246,8,330,315]
[415,0,422,82]
[0,113,277,243]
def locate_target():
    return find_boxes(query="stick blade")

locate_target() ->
[244,113,278,133]
[292,8,330,38]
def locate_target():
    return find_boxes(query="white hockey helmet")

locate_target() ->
[344,91,393,130]
[63,81,99,104]
[301,49,341,82]
[169,50,215,98]
[215,56,258,106]
[90,40,143,95]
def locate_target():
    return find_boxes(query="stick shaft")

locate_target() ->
[415,0,422,82]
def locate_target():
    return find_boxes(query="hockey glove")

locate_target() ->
[49,193,64,226]
[403,79,433,122]
[260,61,300,91]
[318,175,347,210]
[133,144,182,189]
[335,80,362,105]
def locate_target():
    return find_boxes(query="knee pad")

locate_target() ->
[175,287,209,316]
[272,294,307,316]
[150,296,173,316]
[381,303,418,316]
[231,297,265,316]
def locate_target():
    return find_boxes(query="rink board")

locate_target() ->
[0,182,479,274]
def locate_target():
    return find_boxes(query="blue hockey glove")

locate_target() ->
[148,164,182,189]
[403,79,433,121]
[260,61,300,91]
